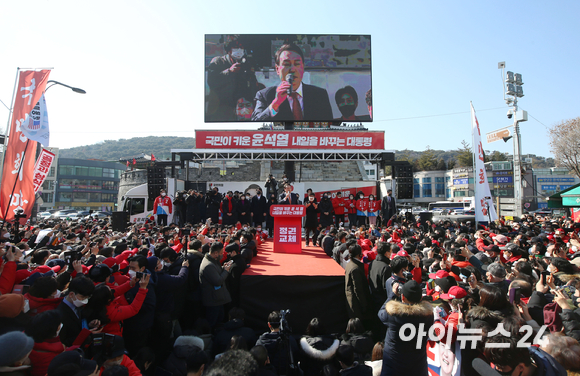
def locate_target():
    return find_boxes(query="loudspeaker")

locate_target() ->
[111,211,128,232]
[394,163,414,199]
[147,166,165,201]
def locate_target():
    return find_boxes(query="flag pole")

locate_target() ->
[470,101,477,217]
[0,68,21,184]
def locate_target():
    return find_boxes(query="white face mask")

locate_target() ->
[231,48,244,60]
[257,228,262,231]
[161,193,166,197]
[161,260,170,268]
[72,294,89,307]
[53,290,61,299]
[243,227,248,231]
[309,197,314,201]
[127,270,137,279]
[23,299,30,313]
[369,198,374,201]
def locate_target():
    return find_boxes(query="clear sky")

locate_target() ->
[1,1,578,159]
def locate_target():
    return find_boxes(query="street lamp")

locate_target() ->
[498,62,528,218]
[46,80,86,94]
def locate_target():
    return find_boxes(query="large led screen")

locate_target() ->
[205,34,372,123]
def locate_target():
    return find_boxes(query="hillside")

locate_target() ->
[58,136,556,170]
[59,136,196,161]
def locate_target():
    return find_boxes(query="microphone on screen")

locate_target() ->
[286,74,294,95]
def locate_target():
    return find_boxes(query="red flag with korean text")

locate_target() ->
[0,69,51,223]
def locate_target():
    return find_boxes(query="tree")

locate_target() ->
[416,146,437,171]
[455,140,473,167]
[436,159,447,170]
[486,150,508,162]
[549,117,580,178]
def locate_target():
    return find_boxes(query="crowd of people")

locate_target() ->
[1,191,580,376]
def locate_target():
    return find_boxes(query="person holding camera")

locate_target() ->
[384,256,409,304]
[206,36,258,122]
[199,242,233,329]
[265,175,277,199]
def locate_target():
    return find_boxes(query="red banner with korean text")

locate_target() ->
[195,130,385,149]
[1,69,51,223]
[32,149,56,193]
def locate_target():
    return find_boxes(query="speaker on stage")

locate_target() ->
[111,211,128,232]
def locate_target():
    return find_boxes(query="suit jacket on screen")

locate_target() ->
[251,83,333,122]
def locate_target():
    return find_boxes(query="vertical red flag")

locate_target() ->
[1,70,51,223]
[133,158,136,165]
[126,161,129,167]
[151,153,156,161]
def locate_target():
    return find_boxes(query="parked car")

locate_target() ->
[37,211,52,219]
[51,209,77,219]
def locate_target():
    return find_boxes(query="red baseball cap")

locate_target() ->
[440,286,467,300]
[429,270,449,280]
[396,250,409,257]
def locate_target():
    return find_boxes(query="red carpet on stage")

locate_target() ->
[240,240,349,335]
[243,240,346,277]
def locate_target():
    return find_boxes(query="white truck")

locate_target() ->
[120,178,185,224]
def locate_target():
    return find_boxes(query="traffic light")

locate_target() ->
[394,163,413,200]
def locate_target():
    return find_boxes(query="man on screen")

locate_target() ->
[251,43,333,122]
[333,85,371,122]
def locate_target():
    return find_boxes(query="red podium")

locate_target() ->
[269,205,306,254]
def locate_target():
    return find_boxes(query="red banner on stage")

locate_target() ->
[1,69,51,223]
[195,130,384,149]
[269,205,306,254]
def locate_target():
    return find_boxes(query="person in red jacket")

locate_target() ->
[25,310,66,376]
[153,189,172,226]
[332,192,347,228]
[345,193,357,229]
[0,246,21,294]
[83,275,149,337]
[355,192,368,228]
[99,336,141,376]
[367,194,380,227]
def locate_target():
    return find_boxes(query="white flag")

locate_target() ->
[471,102,498,223]
[19,93,50,146]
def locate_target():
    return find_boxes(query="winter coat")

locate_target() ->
[98,355,140,376]
[318,198,334,227]
[560,307,580,341]
[345,258,373,320]
[255,331,298,376]
[213,318,256,355]
[102,287,147,336]
[123,271,157,332]
[304,201,319,229]
[339,362,373,376]
[163,336,205,376]
[185,250,204,302]
[251,195,268,224]
[367,255,391,310]
[332,197,347,215]
[199,254,231,307]
[298,335,340,376]
[0,261,17,295]
[24,293,63,316]
[29,337,65,376]
[221,197,237,225]
[155,265,188,314]
[236,199,252,225]
[340,332,374,361]
[378,300,434,376]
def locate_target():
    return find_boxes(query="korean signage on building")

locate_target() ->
[195,130,385,150]
[537,177,575,183]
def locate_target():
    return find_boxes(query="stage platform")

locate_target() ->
[240,240,349,335]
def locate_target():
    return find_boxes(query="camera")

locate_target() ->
[136,271,143,280]
[507,109,513,119]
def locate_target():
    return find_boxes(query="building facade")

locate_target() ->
[54,158,125,211]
